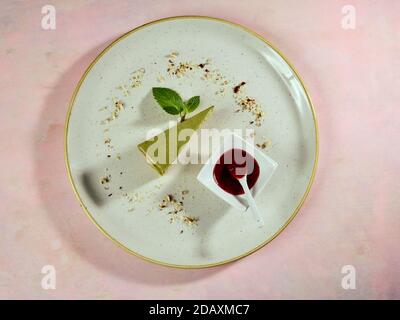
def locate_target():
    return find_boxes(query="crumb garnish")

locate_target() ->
[116,84,130,96]
[159,192,199,227]
[182,216,199,226]
[164,53,229,95]
[169,61,195,77]
[130,68,145,88]
[101,100,125,124]
[234,94,265,126]
[233,81,246,94]
[100,176,110,184]
[166,51,179,59]
[256,138,272,149]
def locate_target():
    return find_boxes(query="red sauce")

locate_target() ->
[213,148,260,195]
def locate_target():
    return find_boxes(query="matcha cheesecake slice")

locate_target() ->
[138,106,214,175]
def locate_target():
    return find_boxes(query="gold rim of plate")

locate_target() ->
[64,15,320,269]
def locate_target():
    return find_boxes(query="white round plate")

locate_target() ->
[66,16,318,268]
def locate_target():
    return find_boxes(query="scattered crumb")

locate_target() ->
[198,58,212,69]
[169,61,195,77]
[159,194,177,209]
[166,51,196,78]
[115,100,124,111]
[116,84,130,96]
[166,51,179,59]
[198,59,229,95]
[182,216,199,226]
[130,68,145,88]
[233,81,246,94]
[101,100,125,124]
[234,94,265,126]
[159,191,199,227]
[256,138,272,149]
[100,176,110,184]
[164,53,228,94]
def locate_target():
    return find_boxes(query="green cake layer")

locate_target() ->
[138,106,214,175]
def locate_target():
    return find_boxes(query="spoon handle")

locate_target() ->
[239,178,264,226]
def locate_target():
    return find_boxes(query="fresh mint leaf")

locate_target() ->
[152,87,185,115]
[152,87,202,122]
[185,96,200,113]
[162,106,181,115]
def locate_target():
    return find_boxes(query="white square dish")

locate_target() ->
[197,131,278,211]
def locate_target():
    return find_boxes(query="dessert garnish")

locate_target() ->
[159,193,199,228]
[233,81,246,94]
[256,138,272,150]
[232,81,264,126]
[130,68,145,88]
[101,100,125,124]
[152,87,200,122]
[234,95,264,126]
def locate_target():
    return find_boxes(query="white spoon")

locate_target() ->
[237,176,264,227]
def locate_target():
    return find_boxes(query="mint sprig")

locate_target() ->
[152,87,200,122]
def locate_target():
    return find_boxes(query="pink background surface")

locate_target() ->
[1,0,399,299]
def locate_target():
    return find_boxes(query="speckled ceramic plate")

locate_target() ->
[65,16,318,268]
